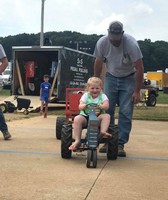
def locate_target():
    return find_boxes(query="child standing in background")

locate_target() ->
[40,74,51,118]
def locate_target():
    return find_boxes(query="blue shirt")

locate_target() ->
[40,82,51,97]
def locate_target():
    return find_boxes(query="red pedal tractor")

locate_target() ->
[56,88,118,168]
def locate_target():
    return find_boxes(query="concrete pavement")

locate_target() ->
[0,116,167,200]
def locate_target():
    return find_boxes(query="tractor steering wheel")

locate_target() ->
[84,103,101,115]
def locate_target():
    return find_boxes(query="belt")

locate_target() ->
[107,72,135,78]
[124,72,135,78]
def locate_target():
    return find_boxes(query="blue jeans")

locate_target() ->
[104,72,135,146]
[0,107,8,132]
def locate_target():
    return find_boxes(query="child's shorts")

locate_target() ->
[41,96,49,103]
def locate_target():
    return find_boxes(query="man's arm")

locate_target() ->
[0,57,8,74]
[94,57,103,77]
[132,58,144,103]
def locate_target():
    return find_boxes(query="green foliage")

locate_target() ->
[138,39,168,72]
[0,31,168,72]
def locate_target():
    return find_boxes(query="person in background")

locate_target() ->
[94,21,144,157]
[0,44,12,140]
[40,74,51,118]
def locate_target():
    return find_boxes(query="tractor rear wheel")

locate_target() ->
[146,94,156,106]
[56,116,66,139]
[61,123,72,159]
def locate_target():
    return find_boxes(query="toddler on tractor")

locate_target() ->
[56,77,118,168]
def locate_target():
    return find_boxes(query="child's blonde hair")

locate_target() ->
[86,77,103,88]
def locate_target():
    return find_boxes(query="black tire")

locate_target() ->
[17,87,22,95]
[107,125,118,160]
[7,102,16,113]
[92,149,97,168]
[56,116,66,139]
[86,149,97,168]
[0,103,7,113]
[146,94,156,107]
[23,110,29,115]
[61,123,72,159]
[86,149,92,168]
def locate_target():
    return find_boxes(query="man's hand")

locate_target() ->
[132,92,140,104]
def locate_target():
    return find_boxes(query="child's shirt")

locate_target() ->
[40,82,51,97]
[79,92,108,116]
[80,92,108,104]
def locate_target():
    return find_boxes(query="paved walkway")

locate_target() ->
[0,116,168,200]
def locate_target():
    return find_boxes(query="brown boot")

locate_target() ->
[99,144,107,153]
[2,130,12,140]
[118,145,126,157]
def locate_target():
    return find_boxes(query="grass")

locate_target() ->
[1,89,168,103]
[4,106,168,122]
[129,106,168,121]
[0,89,10,96]
[46,106,168,121]
[157,91,168,104]
[1,89,168,122]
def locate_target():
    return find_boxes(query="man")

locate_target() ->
[94,21,144,156]
[0,44,12,140]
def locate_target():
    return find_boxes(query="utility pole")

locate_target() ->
[40,0,46,46]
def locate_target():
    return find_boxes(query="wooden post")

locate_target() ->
[16,59,25,96]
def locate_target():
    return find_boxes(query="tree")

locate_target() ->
[1,32,168,72]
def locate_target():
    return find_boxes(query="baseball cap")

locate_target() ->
[108,21,124,40]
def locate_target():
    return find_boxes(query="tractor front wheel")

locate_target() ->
[86,149,97,168]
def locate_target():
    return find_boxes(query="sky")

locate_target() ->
[1,0,168,42]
